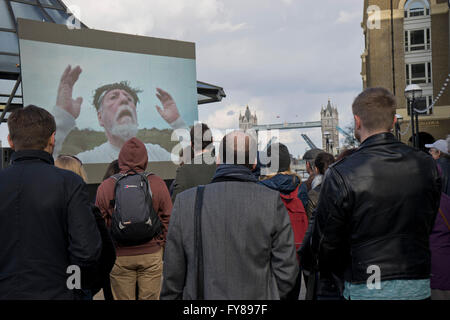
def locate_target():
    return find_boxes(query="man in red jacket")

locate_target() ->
[96,137,172,300]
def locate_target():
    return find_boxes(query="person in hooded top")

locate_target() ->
[95,137,172,300]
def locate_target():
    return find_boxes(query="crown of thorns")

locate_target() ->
[92,81,142,111]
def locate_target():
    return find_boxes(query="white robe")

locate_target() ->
[53,106,187,164]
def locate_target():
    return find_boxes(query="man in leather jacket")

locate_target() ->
[311,87,441,300]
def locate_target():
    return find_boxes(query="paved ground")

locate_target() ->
[94,274,308,300]
[94,274,306,300]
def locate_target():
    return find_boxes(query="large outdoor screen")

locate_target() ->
[17,19,197,182]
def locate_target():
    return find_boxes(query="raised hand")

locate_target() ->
[155,88,180,124]
[56,65,83,119]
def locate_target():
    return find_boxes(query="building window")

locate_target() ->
[404,0,430,18]
[405,29,431,52]
[406,62,432,85]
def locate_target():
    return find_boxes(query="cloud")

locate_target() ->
[200,103,241,130]
[336,10,361,24]
[59,0,365,158]
[208,22,247,33]
[64,0,246,39]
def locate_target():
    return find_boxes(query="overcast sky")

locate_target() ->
[2,0,365,157]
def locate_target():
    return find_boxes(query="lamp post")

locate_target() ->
[395,114,403,141]
[404,84,423,148]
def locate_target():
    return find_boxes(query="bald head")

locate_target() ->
[219,130,257,169]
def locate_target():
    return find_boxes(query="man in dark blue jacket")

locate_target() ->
[0,105,101,299]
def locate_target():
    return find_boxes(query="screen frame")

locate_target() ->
[17,18,197,182]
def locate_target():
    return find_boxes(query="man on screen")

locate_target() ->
[53,65,187,163]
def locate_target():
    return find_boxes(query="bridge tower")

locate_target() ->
[239,106,258,130]
[321,100,339,155]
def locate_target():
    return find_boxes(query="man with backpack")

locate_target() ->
[96,137,172,300]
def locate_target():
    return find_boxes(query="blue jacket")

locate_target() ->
[0,150,101,299]
[258,173,301,195]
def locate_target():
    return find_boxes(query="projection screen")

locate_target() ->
[17,18,197,183]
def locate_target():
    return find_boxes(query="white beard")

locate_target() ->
[110,104,138,141]
[111,123,138,141]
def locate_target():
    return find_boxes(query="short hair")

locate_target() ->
[352,87,396,132]
[266,143,291,173]
[102,159,120,181]
[55,155,88,182]
[302,148,323,170]
[314,152,335,175]
[7,105,56,151]
[219,130,257,170]
[92,81,142,111]
[190,123,213,151]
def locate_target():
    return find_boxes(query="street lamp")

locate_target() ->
[395,114,403,141]
[404,84,423,148]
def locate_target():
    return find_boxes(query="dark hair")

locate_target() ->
[352,87,396,132]
[266,143,291,173]
[336,148,358,162]
[314,152,335,175]
[102,159,120,181]
[441,152,450,160]
[93,81,142,111]
[7,105,56,151]
[302,148,323,170]
[190,123,213,151]
[219,131,257,170]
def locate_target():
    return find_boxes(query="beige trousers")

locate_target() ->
[110,248,163,300]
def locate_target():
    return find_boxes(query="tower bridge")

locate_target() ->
[239,100,340,155]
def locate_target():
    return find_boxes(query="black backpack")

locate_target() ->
[110,170,161,246]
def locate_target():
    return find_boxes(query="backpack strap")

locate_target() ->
[194,185,206,300]
[110,173,126,207]
[111,173,125,181]
[142,172,154,198]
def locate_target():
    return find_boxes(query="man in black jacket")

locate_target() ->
[311,88,441,300]
[0,105,101,299]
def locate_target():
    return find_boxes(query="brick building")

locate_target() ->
[361,0,450,144]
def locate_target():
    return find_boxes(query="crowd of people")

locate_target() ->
[0,87,449,300]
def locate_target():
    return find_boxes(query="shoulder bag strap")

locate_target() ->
[194,185,206,300]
